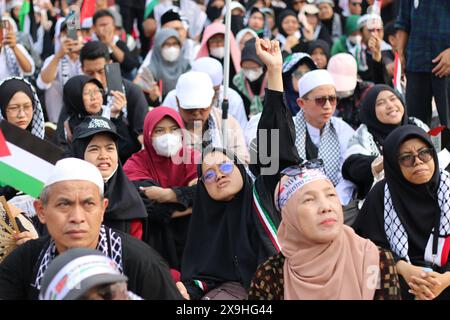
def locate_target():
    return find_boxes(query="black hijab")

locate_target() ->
[276,9,298,38]
[181,148,263,289]
[359,84,408,149]
[356,125,441,266]
[307,39,331,61]
[70,117,147,226]
[63,75,105,130]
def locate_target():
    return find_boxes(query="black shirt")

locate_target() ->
[0,228,183,300]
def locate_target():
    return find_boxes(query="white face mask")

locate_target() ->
[243,67,264,82]
[210,46,225,59]
[348,35,362,45]
[152,133,182,157]
[161,46,181,62]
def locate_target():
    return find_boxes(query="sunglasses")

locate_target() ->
[398,148,433,168]
[201,162,234,184]
[277,159,324,210]
[303,95,339,107]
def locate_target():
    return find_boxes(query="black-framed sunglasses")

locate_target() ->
[303,95,339,107]
[201,161,234,184]
[277,159,324,210]
[398,148,434,168]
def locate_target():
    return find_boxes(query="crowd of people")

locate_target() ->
[0,0,449,301]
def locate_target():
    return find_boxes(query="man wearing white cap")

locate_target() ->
[0,158,183,300]
[255,38,356,205]
[174,71,250,163]
[163,57,248,129]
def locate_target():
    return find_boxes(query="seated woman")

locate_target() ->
[248,165,401,300]
[57,75,132,163]
[354,125,450,300]
[70,116,147,239]
[181,148,279,300]
[0,77,45,200]
[123,107,198,271]
[307,39,330,69]
[343,85,428,199]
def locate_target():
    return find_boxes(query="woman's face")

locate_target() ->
[291,64,311,92]
[311,47,328,69]
[201,151,244,202]
[306,13,319,29]
[281,15,300,36]
[248,12,265,31]
[399,138,435,185]
[318,3,333,20]
[285,179,343,244]
[84,133,119,179]
[151,116,180,139]
[82,82,103,115]
[5,91,33,130]
[375,90,404,125]
[162,36,181,50]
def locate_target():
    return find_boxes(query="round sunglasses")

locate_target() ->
[201,162,234,184]
[398,148,433,168]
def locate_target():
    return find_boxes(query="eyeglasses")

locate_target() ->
[303,95,339,107]
[277,159,324,210]
[201,161,234,184]
[6,104,33,115]
[83,89,104,97]
[398,148,434,168]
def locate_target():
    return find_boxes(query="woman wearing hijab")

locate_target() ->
[235,28,258,51]
[232,38,267,116]
[343,85,428,199]
[181,147,282,300]
[196,22,241,88]
[281,53,317,116]
[123,107,198,271]
[244,7,269,39]
[317,0,343,43]
[56,75,134,163]
[70,116,147,239]
[248,165,401,300]
[275,10,303,54]
[147,28,190,103]
[0,77,45,200]
[307,39,330,69]
[354,125,450,300]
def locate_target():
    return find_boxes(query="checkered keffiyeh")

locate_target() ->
[294,110,340,186]
[0,76,45,139]
[33,226,123,290]
[384,169,450,266]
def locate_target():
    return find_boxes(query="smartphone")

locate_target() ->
[65,12,78,40]
[105,63,124,94]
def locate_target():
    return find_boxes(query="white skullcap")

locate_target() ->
[191,57,223,87]
[176,71,215,109]
[358,14,383,29]
[44,158,104,195]
[298,69,336,98]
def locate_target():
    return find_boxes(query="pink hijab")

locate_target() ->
[123,107,198,188]
[196,22,241,73]
[277,179,380,300]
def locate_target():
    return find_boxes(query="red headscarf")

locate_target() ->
[123,107,199,188]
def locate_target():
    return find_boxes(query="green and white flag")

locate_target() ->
[144,0,160,19]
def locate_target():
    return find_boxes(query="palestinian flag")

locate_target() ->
[0,121,63,198]
[144,0,160,20]
[80,0,96,25]
[393,52,403,96]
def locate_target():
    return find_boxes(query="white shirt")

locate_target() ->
[162,86,248,130]
[0,44,35,78]
[36,54,82,123]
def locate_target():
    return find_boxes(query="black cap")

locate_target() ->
[161,9,181,26]
[73,116,122,141]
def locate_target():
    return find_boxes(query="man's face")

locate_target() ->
[35,181,108,254]
[177,97,212,131]
[297,85,337,129]
[162,20,187,43]
[82,58,107,89]
[94,16,115,42]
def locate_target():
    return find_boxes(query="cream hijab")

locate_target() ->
[277,176,380,300]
